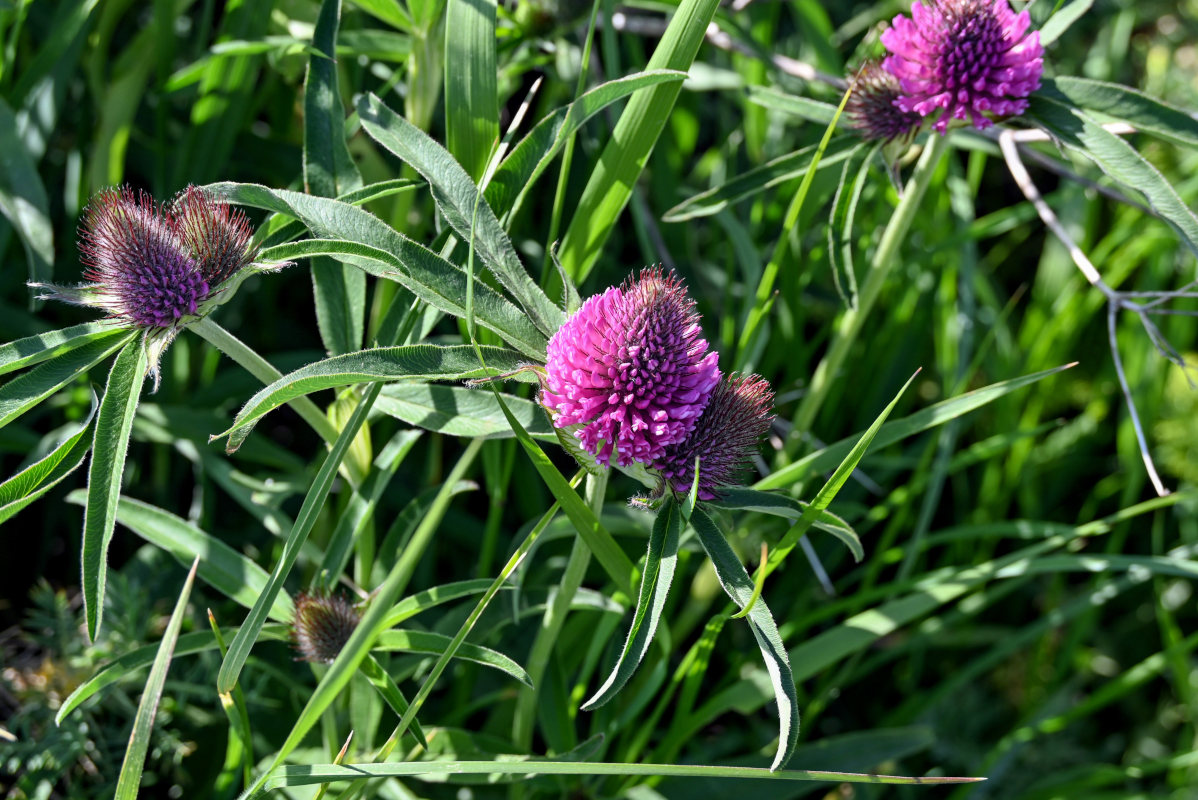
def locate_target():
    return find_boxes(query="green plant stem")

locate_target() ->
[512,469,608,754]
[792,133,951,436]
[189,317,340,445]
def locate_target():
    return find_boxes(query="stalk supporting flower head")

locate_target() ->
[881,0,1043,133]
[542,268,721,467]
[291,592,361,664]
[172,185,258,287]
[78,187,210,328]
[847,59,925,143]
[653,374,775,500]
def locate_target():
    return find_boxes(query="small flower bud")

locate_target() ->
[292,592,361,664]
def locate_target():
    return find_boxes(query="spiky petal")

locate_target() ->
[881,0,1043,134]
[292,592,361,664]
[172,185,257,287]
[78,187,209,328]
[847,59,924,143]
[542,268,721,468]
[653,374,775,500]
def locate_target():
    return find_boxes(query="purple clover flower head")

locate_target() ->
[881,0,1043,134]
[292,592,361,664]
[653,374,775,501]
[847,59,924,143]
[78,187,209,328]
[542,268,721,468]
[172,185,258,288]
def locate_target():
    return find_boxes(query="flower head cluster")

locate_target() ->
[653,374,775,500]
[542,269,721,468]
[847,59,924,143]
[543,269,776,499]
[56,185,256,329]
[292,592,361,664]
[880,0,1043,134]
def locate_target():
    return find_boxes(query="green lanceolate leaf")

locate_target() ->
[485,70,687,220]
[70,492,294,622]
[691,507,798,772]
[215,344,527,447]
[0,392,97,525]
[356,93,564,337]
[583,497,681,710]
[82,337,148,641]
[555,0,721,283]
[1037,0,1094,45]
[375,383,554,439]
[209,182,548,357]
[662,136,860,222]
[0,331,134,431]
[707,487,862,562]
[0,323,128,378]
[1037,76,1198,147]
[1026,95,1198,259]
[113,557,199,800]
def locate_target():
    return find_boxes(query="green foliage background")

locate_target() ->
[2,0,1198,798]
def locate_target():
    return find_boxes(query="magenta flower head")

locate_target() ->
[652,374,775,501]
[847,59,924,143]
[292,592,361,664]
[881,0,1043,133]
[542,268,721,468]
[78,187,210,328]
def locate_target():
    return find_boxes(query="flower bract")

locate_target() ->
[542,268,721,468]
[881,0,1043,133]
[653,374,775,500]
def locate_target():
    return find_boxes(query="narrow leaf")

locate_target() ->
[82,337,148,640]
[0,323,127,378]
[0,332,133,431]
[0,393,97,525]
[0,97,54,286]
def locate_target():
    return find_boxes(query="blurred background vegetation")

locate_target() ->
[2,0,1197,797]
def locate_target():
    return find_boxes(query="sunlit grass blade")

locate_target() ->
[0,96,53,287]
[356,93,564,336]
[707,487,862,562]
[359,654,428,749]
[0,390,96,525]
[68,491,294,622]
[113,556,199,800]
[375,629,531,684]
[217,383,381,694]
[691,507,798,771]
[443,0,497,181]
[554,0,721,285]
[82,335,147,641]
[375,383,555,439]
[213,344,526,449]
[758,363,1077,491]
[583,496,680,710]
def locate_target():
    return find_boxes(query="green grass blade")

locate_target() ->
[359,654,428,749]
[1037,0,1094,45]
[264,760,981,789]
[81,336,147,641]
[214,344,527,448]
[707,487,862,562]
[0,391,96,525]
[113,557,199,800]
[216,383,381,694]
[443,0,497,180]
[356,93,564,337]
[485,69,686,220]
[692,507,798,771]
[583,497,680,709]
[374,629,531,684]
[554,0,721,284]
[756,363,1076,490]
[69,491,294,622]
[0,96,53,286]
